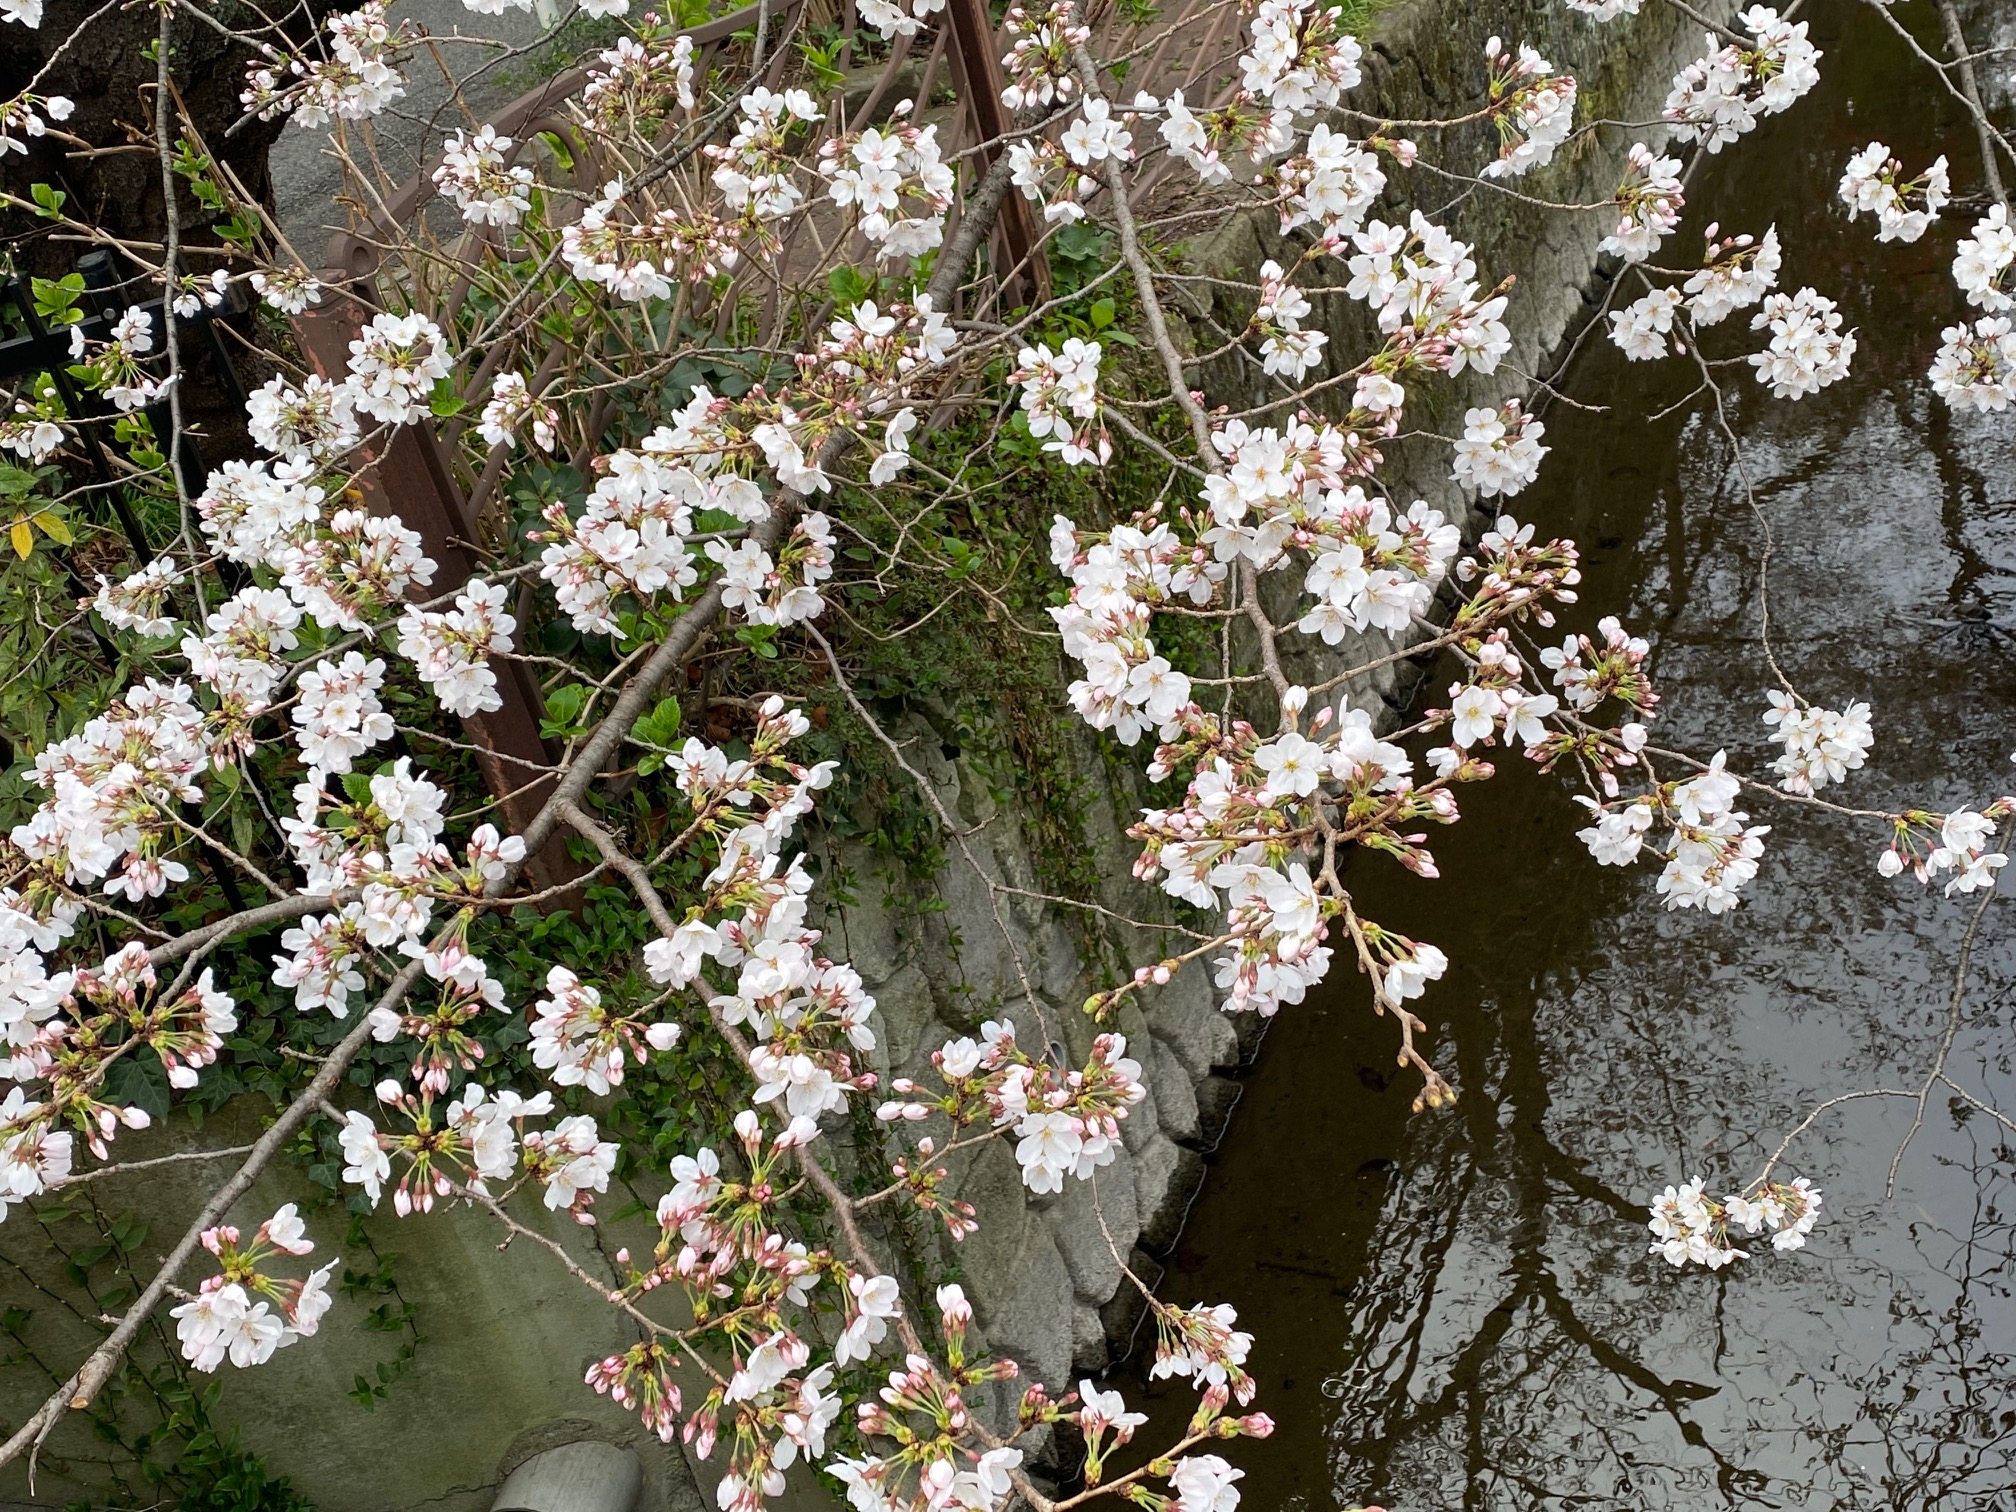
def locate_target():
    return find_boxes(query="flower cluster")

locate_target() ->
[857,0,943,39]
[1761,690,1872,795]
[709,87,823,222]
[0,385,65,462]
[88,557,181,638]
[1663,5,1821,154]
[1451,399,1547,498]
[241,3,409,130]
[1601,143,1684,262]
[530,967,680,1096]
[1929,316,2016,412]
[1269,122,1387,239]
[710,514,836,628]
[292,651,394,775]
[1251,259,1329,381]
[1746,287,1854,399]
[1012,338,1108,466]
[246,374,359,463]
[820,114,955,260]
[396,580,517,718]
[478,371,559,452]
[1954,203,2015,313]
[579,26,695,126]
[171,1206,336,1371]
[1241,0,1364,117]
[346,310,453,426]
[879,1020,1147,1195]
[1837,142,1949,244]
[1648,1176,1821,1268]
[12,680,212,902]
[1607,287,1683,362]
[534,430,719,635]
[433,124,535,226]
[1479,37,1576,180]
[1608,224,1784,361]
[1659,755,1770,913]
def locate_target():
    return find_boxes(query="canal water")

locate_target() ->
[1116,5,2016,1508]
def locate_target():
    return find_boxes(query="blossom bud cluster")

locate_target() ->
[579,30,696,124]
[1000,1,1087,112]
[0,89,75,158]
[172,1204,336,1371]
[1877,801,2013,896]
[1,942,238,1218]
[1600,143,1684,263]
[563,177,744,301]
[878,1019,1146,1195]
[1479,36,1576,180]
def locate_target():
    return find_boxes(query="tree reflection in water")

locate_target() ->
[1114,4,2016,1507]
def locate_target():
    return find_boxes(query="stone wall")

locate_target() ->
[847,0,1736,1421]
[0,2,1728,1509]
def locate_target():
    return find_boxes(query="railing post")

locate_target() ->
[291,276,582,898]
[943,0,1050,309]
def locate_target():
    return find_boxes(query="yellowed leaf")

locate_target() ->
[30,511,70,546]
[9,519,32,559]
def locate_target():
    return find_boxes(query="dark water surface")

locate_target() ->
[1116,7,2016,1508]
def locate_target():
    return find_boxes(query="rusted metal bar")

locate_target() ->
[943,0,1050,309]
[291,277,581,897]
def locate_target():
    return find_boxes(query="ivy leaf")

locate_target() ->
[101,1053,172,1125]
[633,695,683,775]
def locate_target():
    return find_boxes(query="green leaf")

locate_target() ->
[828,266,876,309]
[540,682,591,740]
[30,273,83,322]
[734,624,780,660]
[216,210,263,246]
[101,1053,172,1125]
[29,182,66,218]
